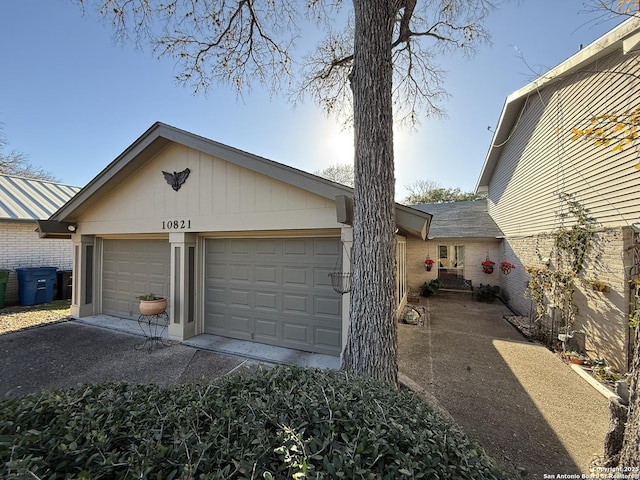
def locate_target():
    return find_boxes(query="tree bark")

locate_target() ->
[619,325,640,467]
[603,397,628,467]
[340,0,398,386]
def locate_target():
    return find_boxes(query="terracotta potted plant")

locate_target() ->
[424,257,435,271]
[565,351,587,365]
[500,261,515,275]
[481,259,495,274]
[137,293,168,315]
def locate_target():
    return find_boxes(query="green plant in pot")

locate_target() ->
[420,279,443,297]
[472,284,500,303]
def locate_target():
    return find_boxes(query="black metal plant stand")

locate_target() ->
[135,311,171,352]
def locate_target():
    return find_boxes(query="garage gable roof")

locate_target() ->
[50,122,431,239]
[475,16,640,191]
[0,173,80,221]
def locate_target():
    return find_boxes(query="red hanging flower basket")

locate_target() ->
[424,257,435,271]
[481,259,495,274]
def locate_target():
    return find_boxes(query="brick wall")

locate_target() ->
[502,228,629,372]
[0,221,73,306]
[406,237,502,293]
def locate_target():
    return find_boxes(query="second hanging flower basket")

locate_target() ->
[500,261,515,275]
[481,259,495,274]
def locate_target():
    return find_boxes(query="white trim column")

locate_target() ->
[70,234,95,318]
[168,232,197,340]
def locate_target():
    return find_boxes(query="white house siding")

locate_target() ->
[69,141,351,349]
[488,49,640,236]
[406,238,502,293]
[0,221,73,305]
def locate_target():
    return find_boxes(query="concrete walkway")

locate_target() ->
[398,291,610,478]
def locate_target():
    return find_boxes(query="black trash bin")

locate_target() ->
[56,270,73,300]
[0,269,9,309]
[15,267,57,306]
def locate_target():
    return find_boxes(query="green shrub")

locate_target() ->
[0,366,505,479]
[472,284,501,303]
[420,278,443,297]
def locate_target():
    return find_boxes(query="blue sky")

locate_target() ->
[0,1,625,200]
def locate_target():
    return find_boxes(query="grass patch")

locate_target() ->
[0,366,505,479]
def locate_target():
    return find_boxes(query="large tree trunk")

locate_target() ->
[340,0,398,386]
[618,325,640,466]
[603,397,628,467]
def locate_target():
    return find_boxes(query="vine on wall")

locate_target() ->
[525,194,600,344]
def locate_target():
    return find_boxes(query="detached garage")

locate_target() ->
[40,123,431,357]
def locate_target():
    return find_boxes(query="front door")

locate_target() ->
[438,245,466,289]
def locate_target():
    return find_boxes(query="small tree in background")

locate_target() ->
[403,179,486,204]
[314,163,355,187]
[0,126,58,182]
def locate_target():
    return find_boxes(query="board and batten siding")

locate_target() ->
[488,48,640,237]
[77,143,340,235]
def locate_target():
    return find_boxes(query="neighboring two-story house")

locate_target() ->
[476,16,640,372]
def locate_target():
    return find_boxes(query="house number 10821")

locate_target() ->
[162,219,191,230]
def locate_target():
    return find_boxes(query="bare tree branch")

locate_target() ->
[0,126,59,181]
[297,0,493,125]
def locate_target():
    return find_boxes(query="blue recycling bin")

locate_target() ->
[15,267,57,306]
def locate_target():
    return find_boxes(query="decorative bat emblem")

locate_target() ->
[162,168,191,191]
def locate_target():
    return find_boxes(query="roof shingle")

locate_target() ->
[411,200,503,239]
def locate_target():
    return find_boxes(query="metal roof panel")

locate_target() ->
[0,174,80,221]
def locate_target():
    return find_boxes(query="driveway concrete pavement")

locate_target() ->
[0,293,611,478]
[398,291,610,478]
[0,321,260,399]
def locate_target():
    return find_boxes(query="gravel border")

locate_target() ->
[0,300,71,335]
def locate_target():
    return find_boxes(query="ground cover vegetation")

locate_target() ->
[0,300,71,334]
[0,366,505,479]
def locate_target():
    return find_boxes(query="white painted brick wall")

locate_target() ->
[0,221,73,306]
[406,238,502,293]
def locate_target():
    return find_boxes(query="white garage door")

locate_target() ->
[102,239,171,319]
[204,237,342,356]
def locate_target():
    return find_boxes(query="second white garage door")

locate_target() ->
[204,237,343,356]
